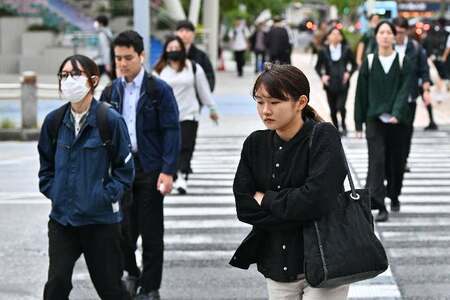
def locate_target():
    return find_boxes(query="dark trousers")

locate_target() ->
[325,89,348,131]
[254,50,265,73]
[120,158,164,292]
[234,50,246,76]
[404,102,417,163]
[178,120,199,175]
[365,120,409,210]
[44,219,129,300]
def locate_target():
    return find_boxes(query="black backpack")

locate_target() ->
[48,101,114,159]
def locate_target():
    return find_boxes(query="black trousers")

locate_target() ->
[178,120,199,175]
[404,102,417,163]
[234,50,246,76]
[325,89,348,131]
[44,219,129,300]
[120,158,164,292]
[365,120,409,210]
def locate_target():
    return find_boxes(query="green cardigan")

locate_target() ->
[354,53,412,131]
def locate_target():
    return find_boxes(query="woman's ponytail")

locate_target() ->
[303,104,324,122]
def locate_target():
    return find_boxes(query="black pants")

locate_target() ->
[120,158,164,292]
[178,120,199,175]
[325,89,348,131]
[44,219,129,300]
[404,102,417,163]
[365,120,409,210]
[254,50,265,73]
[234,50,246,76]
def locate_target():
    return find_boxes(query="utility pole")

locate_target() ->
[202,0,219,69]
[133,0,150,68]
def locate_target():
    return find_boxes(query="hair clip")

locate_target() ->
[263,62,274,71]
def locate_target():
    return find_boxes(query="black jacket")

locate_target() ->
[315,44,357,93]
[230,121,346,282]
[187,44,215,92]
[265,26,291,63]
[403,39,431,100]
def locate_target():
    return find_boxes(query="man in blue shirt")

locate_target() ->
[100,30,180,300]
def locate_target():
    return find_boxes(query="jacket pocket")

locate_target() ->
[142,104,159,131]
[77,180,110,216]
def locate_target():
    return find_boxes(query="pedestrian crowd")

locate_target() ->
[37,13,449,300]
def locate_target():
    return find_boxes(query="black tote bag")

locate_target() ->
[303,123,388,288]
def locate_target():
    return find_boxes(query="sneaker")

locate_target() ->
[175,172,187,195]
[390,198,400,212]
[375,210,389,222]
[122,275,139,297]
[135,289,160,300]
[424,123,438,131]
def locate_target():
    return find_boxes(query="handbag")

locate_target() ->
[303,123,388,288]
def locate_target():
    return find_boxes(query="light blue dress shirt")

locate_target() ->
[121,67,145,152]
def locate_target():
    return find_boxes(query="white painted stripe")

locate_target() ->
[387,205,450,213]
[124,152,132,164]
[381,231,450,242]
[164,207,236,216]
[404,173,450,179]
[389,247,449,258]
[165,219,249,229]
[189,174,235,180]
[0,200,49,204]
[377,218,450,227]
[0,156,35,165]
[179,180,233,187]
[164,234,242,244]
[165,250,233,260]
[348,284,401,298]
[359,179,450,185]
[165,195,234,204]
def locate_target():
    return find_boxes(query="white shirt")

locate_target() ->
[329,43,342,61]
[378,51,397,74]
[157,61,216,122]
[121,67,145,152]
[229,24,250,51]
[71,109,88,136]
[395,37,408,56]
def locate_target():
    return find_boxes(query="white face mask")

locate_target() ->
[60,75,90,103]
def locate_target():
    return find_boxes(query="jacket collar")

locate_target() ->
[273,118,314,147]
[62,99,99,129]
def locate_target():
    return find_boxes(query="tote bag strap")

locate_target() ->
[309,123,360,200]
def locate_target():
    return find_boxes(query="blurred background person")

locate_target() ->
[249,22,267,74]
[266,16,292,65]
[228,17,250,77]
[93,15,114,80]
[356,14,380,66]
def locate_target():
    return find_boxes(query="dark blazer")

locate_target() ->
[100,71,180,175]
[404,38,431,100]
[230,121,346,282]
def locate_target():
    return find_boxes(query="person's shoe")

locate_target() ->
[375,210,389,222]
[424,123,438,131]
[135,289,160,300]
[340,129,348,137]
[123,275,139,297]
[175,172,187,195]
[390,199,400,212]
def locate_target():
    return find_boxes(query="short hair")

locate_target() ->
[374,20,397,36]
[368,14,379,21]
[57,55,99,93]
[95,15,109,27]
[176,20,195,32]
[113,30,144,54]
[393,17,409,29]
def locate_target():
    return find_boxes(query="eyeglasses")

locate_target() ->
[57,70,86,81]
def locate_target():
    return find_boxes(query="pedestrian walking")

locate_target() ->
[356,14,380,66]
[38,54,134,300]
[93,15,114,80]
[315,27,357,136]
[228,17,250,77]
[266,16,292,65]
[154,35,219,194]
[393,17,432,176]
[100,30,180,300]
[176,20,215,91]
[230,63,349,299]
[354,21,413,222]
[249,22,268,73]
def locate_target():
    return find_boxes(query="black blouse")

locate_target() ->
[232,120,347,282]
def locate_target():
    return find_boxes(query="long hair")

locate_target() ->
[154,35,187,74]
[252,63,323,122]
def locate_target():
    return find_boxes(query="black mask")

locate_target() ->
[166,50,185,61]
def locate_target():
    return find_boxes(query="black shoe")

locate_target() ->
[135,289,160,300]
[391,199,400,212]
[340,129,348,137]
[424,123,438,131]
[375,210,389,222]
[123,275,139,297]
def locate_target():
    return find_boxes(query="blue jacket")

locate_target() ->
[38,99,134,226]
[100,71,180,175]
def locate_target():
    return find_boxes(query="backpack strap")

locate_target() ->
[145,74,160,109]
[96,101,116,163]
[190,60,203,111]
[49,103,70,147]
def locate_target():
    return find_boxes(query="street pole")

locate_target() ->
[189,0,201,26]
[133,0,150,69]
[202,0,219,69]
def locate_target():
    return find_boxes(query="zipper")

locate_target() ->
[314,221,328,281]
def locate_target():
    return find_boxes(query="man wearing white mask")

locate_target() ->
[38,55,134,299]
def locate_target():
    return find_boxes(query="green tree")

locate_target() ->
[327,0,364,16]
